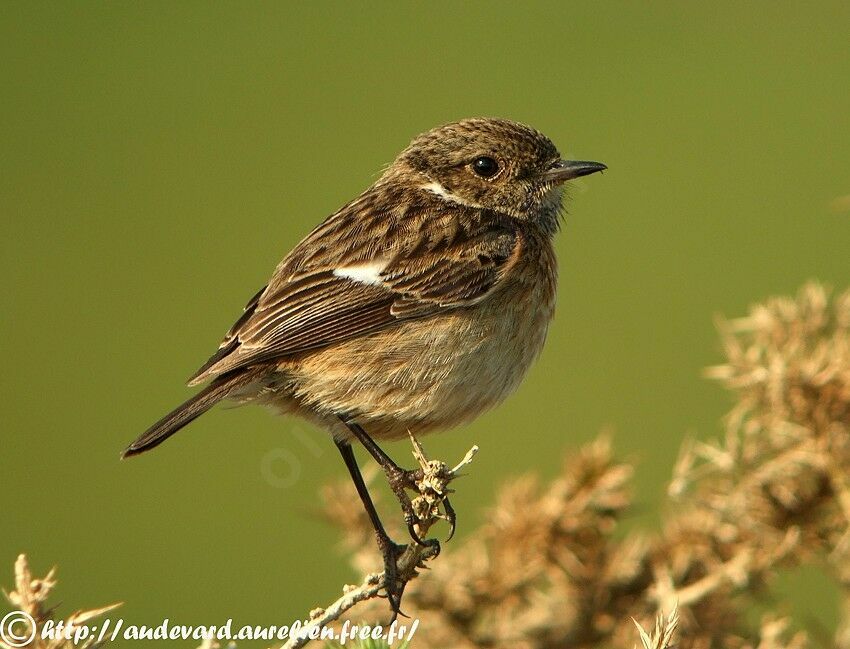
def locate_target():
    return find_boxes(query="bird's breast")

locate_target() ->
[266,236,557,440]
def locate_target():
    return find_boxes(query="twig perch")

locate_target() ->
[278,436,478,649]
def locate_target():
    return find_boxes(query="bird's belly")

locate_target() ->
[265,283,554,440]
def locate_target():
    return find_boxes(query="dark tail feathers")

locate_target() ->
[122,370,256,458]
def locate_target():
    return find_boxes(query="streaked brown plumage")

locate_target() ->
[122,117,606,614]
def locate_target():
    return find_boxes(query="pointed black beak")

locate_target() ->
[542,159,607,184]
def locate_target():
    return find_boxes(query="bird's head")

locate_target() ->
[394,117,606,229]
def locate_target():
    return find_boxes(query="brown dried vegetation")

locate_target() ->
[5,283,849,649]
[324,283,849,649]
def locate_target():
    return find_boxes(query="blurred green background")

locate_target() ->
[2,2,848,646]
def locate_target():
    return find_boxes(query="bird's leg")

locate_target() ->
[334,439,407,620]
[340,418,439,550]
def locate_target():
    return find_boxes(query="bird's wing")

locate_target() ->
[188,196,521,384]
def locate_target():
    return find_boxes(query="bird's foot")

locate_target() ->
[376,534,410,622]
[384,465,433,547]
[385,465,449,550]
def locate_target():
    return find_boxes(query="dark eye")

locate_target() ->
[472,156,500,178]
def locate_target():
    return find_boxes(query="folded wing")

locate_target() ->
[188,197,520,385]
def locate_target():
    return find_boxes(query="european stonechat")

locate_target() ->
[123,118,606,613]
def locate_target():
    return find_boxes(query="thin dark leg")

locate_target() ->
[342,418,457,544]
[342,420,419,481]
[335,439,392,540]
[340,418,436,547]
[334,438,406,620]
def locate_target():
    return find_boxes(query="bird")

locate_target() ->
[123,117,606,615]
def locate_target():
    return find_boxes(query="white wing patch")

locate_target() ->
[333,260,388,286]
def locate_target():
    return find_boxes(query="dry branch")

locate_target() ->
[5,283,849,649]
[278,438,477,649]
[319,283,849,649]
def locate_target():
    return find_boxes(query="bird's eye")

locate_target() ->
[471,156,500,178]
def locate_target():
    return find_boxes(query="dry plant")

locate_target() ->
[1,557,235,649]
[318,282,848,649]
[4,282,848,649]
[1,554,120,649]
[279,438,478,649]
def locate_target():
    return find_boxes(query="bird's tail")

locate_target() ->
[122,369,259,458]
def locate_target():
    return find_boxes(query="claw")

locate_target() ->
[389,470,430,547]
[384,587,409,624]
[406,519,429,547]
[378,537,409,621]
[444,495,457,541]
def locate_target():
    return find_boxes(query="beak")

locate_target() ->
[542,159,607,184]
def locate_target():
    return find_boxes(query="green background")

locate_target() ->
[2,2,848,645]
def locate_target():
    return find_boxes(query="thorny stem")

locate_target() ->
[277,436,478,649]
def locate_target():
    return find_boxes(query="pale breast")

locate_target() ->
[262,234,557,440]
